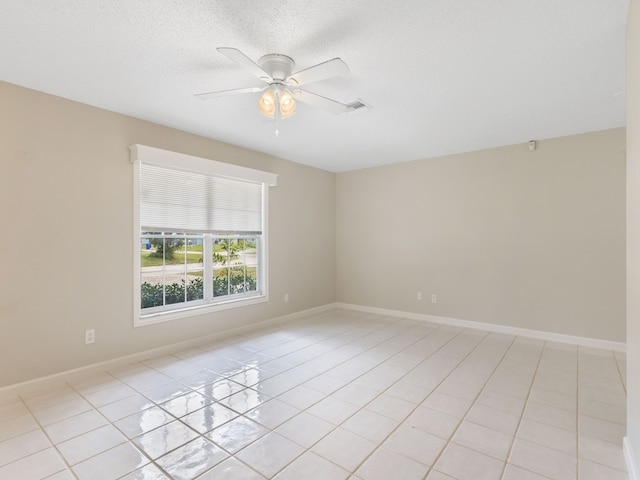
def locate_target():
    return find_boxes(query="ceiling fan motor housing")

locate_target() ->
[258,54,296,82]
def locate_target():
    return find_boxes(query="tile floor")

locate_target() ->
[0,309,629,479]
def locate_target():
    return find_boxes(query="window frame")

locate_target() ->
[130,144,277,327]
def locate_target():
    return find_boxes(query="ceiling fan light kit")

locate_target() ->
[258,85,296,120]
[195,47,361,136]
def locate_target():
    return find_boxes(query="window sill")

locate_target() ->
[134,294,268,327]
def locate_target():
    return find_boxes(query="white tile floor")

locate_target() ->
[0,309,629,479]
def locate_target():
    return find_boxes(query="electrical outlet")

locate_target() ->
[85,329,95,344]
[284,293,289,303]
[431,294,437,304]
[417,292,422,300]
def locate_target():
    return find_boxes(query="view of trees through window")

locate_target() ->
[140,232,259,310]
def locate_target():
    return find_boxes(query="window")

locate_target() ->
[131,145,277,326]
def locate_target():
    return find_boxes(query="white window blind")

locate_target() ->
[139,163,263,234]
[130,144,277,325]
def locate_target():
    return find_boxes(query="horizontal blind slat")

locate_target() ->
[140,163,262,234]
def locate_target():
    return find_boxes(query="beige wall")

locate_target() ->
[337,129,626,342]
[627,0,640,473]
[0,81,336,388]
[0,78,629,390]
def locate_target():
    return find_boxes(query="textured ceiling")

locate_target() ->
[0,0,629,172]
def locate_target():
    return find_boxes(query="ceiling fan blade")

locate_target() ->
[217,47,273,83]
[194,86,265,100]
[287,58,350,86]
[293,89,349,114]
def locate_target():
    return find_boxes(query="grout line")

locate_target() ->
[424,332,518,480]
[576,346,581,480]
[497,339,546,480]
[613,350,628,396]
[203,312,400,478]
[218,315,468,477]
[0,310,628,480]
[18,396,78,479]
[339,327,479,476]
[64,375,159,479]
[140,311,413,478]
[263,316,460,477]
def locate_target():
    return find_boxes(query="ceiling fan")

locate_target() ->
[195,47,357,136]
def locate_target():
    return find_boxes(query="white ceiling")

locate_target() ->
[0,0,629,172]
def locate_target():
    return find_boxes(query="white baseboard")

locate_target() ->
[625,437,639,480]
[0,302,626,402]
[335,303,627,352]
[0,304,335,401]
